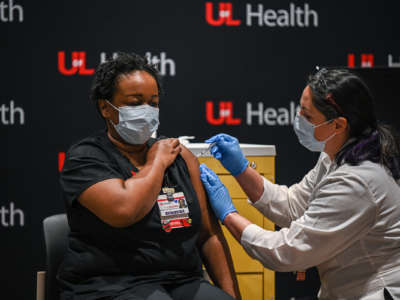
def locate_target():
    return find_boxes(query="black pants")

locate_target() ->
[111,278,235,300]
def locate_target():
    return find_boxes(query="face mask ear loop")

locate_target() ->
[108,118,117,127]
[106,100,120,112]
[314,118,335,129]
[325,132,337,143]
[316,119,337,143]
[105,100,119,126]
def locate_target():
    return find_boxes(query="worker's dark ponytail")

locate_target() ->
[376,124,400,179]
[308,68,400,180]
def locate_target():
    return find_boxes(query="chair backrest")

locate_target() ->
[43,213,70,300]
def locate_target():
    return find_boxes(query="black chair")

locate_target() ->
[36,213,70,300]
[35,213,211,300]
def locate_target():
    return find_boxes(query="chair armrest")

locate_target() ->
[36,271,46,300]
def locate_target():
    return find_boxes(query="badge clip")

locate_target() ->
[162,187,175,201]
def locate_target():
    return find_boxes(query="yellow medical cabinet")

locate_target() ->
[187,143,276,300]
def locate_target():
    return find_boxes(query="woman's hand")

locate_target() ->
[147,138,181,169]
[205,133,248,176]
[200,164,237,223]
[77,139,181,228]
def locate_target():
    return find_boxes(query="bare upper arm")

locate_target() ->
[77,178,135,228]
[180,146,221,245]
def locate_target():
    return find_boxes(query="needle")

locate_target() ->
[197,142,216,157]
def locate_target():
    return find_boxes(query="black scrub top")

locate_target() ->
[58,130,203,299]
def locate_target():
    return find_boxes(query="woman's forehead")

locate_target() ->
[117,71,157,93]
[300,85,314,111]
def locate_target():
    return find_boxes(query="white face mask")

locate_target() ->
[107,100,159,145]
[293,113,336,152]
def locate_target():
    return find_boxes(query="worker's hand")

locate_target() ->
[200,164,237,223]
[205,133,248,176]
[147,138,181,169]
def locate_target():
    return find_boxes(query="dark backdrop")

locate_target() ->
[2,1,400,299]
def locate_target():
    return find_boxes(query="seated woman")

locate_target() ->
[58,52,241,300]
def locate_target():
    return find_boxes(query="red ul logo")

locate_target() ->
[205,2,241,26]
[58,152,65,172]
[347,53,374,68]
[58,51,95,75]
[206,101,242,125]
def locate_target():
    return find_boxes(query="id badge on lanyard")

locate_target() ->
[156,174,192,233]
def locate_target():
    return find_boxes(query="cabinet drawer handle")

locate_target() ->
[250,161,257,169]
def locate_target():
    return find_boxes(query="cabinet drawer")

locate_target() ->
[222,199,264,273]
[219,175,246,198]
[219,175,274,198]
[221,204,276,272]
[233,199,264,226]
[237,273,263,300]
[264,268,275,300]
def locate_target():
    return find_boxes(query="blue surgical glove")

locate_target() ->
[199,164,237,223]
[205,133,249,176]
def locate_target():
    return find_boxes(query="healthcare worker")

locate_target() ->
[200,68,400,299]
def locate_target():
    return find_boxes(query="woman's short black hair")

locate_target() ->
[90,52,163,116]
[308,68,400,180]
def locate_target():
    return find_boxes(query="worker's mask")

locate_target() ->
[106,100,159,145]
[293,113,336,152]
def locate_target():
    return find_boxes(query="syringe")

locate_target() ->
[197,142,217,157]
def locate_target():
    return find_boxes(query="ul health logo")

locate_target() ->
[205,2,241,26]
[206,101,241,125]
[58,51,95,75]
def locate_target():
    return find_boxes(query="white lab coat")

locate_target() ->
[240,152,400,299]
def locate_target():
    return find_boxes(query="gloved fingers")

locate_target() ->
[219,140,236,153]
[205,134,221,144]
[208,134,240,154]
[200,164,217,182]
[200,163,211,178]
[210,145,219,155]
[219,136,239,149]
[200,164,213,191]
[205,133,236,144]
[217,133,238,143]
[210,145,223,160]
[199,164,221,187]
[207,171,223,187]
[200,177,212,194]
[200,163,218,180]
